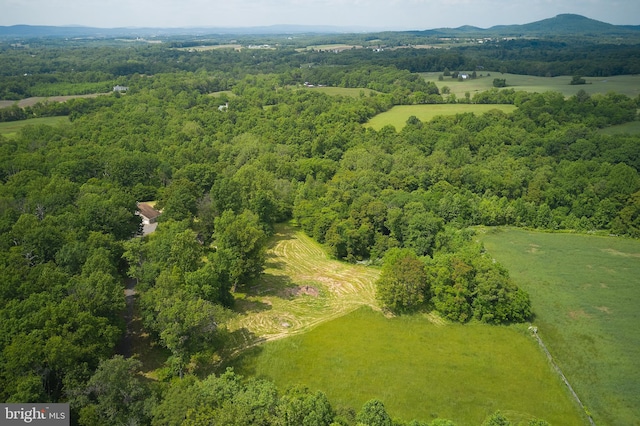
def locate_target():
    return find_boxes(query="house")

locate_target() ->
[137,202,161,224]
[137,202,161,236]
[113,85,129,92]
[218,102,229,111]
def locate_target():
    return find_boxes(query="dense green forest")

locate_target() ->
[1,34,639,425]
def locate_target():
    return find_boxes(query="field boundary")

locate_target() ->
[530,327,595,425]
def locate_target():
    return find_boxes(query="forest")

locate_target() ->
[0,32,639,425]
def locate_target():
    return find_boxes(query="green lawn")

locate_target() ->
[230,307,586,426]
[0,116,69,138]
[364,104,516,131]
[478,228,640,426]
[421,72,640,99]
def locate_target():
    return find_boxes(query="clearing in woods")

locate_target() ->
[226,223,380,349]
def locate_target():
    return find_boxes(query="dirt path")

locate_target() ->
[115,278,137,358]
[226,224,380,352]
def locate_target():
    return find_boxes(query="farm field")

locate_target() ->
[302,86,379,97]
[0,116,69,138]
[420,72,640,99]
[298,44,363,52]
[225,224,380,350]
[0,92,107,109]
[230,307,586,426]
[478,228,640,426]
[599,120,640,135]
[364,104,516,131]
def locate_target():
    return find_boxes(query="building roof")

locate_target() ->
[137,202,161,220]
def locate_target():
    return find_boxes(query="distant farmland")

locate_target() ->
[421,72,640,99]
[0,116,69,138]
[364,104,516,131]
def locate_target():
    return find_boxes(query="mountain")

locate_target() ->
[437,14,640,37]
[0,24,366,39]
[1,14,638,39]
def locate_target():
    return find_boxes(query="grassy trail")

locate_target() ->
[226,224,380,349]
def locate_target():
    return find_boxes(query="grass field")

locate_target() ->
[364,104,517,131]
[225,224,380,350]
[226,224,586,425]
[478,228,640,426]
[599,120,640,135]
[0,116,69,138]
[0,93,107,109]
[230,307,586,426]
[302,86,379,98]
[421,72,640,99]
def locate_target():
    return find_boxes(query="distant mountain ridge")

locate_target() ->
[434,14,640,36]
[0,14,638,38]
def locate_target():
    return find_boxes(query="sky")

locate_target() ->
[1,0,639,30]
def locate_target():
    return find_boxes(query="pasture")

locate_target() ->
[0,116,69,138]
[226,224,586,425]
[478,228,640,426]
[302,86,379,98]
[364,104,517,131]
[421,72,640,99]
[599,120,640,135]
[0,92,107,109]
[230,307,586,426]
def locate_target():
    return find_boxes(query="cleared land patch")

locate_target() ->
[0,116,69,138]
[0,92,107,109]
[598,120,640,135]
[230,307,586,426]
[226,224,380,349]
[478,227,640,426]
[301,86,379,97]
[421,72,640,98]
[364,104,516,131]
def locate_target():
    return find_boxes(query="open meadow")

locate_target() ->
[230,308,585,426]
[225,224,379,350]
[225,225,586,426]
[302,86,379,98]
[364,104,517,131]
[0,116,69,138]
[420,72,640,99]
[478,228,640,426]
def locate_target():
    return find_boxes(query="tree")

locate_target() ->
[214,209,267,288]
[570,75,586,85]
[356,399,392,426]
[493,79,507,88]
[74,356,150,426]
[481,411,512,426]
[376,248,429,313]
[277,386,334,426]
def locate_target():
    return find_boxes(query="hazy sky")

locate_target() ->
[1,0,639,30]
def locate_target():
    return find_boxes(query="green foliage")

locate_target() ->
[0,35,637,426]
[356,399,392,426]
[481,411,511,426]
[570,75,586,85]
[214,209,267,287]
[72,356,151,426]
[375,248,429,313]
[492,78,507,88]
[428,243,531,324]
